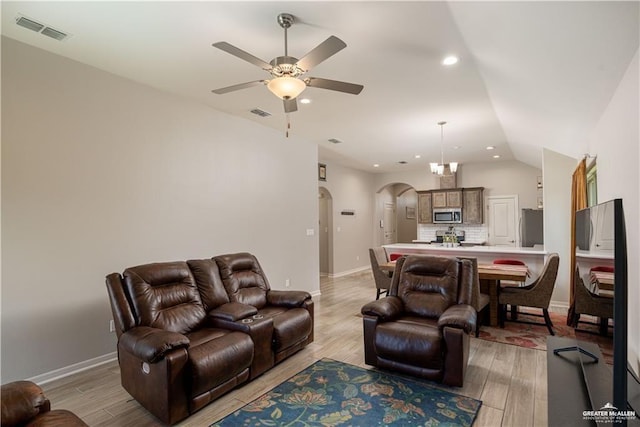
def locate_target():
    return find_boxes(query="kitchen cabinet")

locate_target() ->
[417,191,433,224]
[432,190,462,208]
[462,187,484,224]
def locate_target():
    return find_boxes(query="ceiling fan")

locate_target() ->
[211,13,364,114]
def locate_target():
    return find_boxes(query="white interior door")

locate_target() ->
[383,202,396,244]
[488,196,518,246]
[592,201,615,251]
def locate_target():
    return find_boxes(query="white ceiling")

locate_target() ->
[2,1,638,173]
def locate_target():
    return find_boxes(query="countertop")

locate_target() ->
[384,243,547,255]
[412,239,487,246]
[575,249,614,260]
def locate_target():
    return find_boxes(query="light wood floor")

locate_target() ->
[40,271,547,426]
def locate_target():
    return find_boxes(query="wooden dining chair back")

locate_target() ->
[369,247,391,300]
[498,253,559,335]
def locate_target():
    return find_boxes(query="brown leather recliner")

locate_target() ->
[1,380,88,427]
[106,253,313,425]
[361,255,476,387]
[214,253,314,364]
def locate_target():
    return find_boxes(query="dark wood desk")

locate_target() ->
[378,261,528,326]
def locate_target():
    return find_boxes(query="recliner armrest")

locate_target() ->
[361,296,403,321]
[119,326,189,363]
[438,304,477,334]
[267,290,311,307]
[208,302,258,321]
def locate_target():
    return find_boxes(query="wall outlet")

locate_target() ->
[109,320,115,333]
[285,279,290,288]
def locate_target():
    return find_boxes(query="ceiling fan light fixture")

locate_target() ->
[442,55,459,66]
[267,76,306,100]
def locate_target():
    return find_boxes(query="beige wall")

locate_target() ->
[587,50,639,374]
[1,38,319,382]
[541,149,575,308]
[314,161,376,275]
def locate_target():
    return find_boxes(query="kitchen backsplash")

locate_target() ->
[417,224,488,244]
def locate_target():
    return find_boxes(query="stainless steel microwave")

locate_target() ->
[433,208,462,224]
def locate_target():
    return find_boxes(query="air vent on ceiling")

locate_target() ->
[398,161,408,164]
[250,108,272,118]
[41,27,68,41]
[328,138,342,144]
[16,16,44,32]
[15,15,70,41]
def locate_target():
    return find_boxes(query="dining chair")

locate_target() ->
[493,258,526,319]
[369,247,391,300]
[498,253,559,335]
[459,256,489,337]
[572,266,613,335]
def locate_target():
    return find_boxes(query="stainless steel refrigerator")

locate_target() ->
[520,209,544,247]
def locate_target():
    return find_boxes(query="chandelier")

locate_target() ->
[430,121,458,175]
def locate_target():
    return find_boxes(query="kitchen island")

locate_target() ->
[383,243,548,278]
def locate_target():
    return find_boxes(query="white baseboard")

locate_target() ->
[328,266,370,278]
[549,301,570,313]
[28,352,117,385]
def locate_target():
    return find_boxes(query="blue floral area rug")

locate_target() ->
[211,358,481,426]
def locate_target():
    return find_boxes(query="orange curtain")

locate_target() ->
[567,158,588,326]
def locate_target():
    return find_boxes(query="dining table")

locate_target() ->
[379,260,529,326]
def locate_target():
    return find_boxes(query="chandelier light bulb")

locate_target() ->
[267,76,306,99]
[429,121,460,175]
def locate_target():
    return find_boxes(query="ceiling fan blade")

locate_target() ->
[212,42,272,70]
[212,80,266,94]
[295,36,347,71]
[305,77,364,95]
[283,97,298,113]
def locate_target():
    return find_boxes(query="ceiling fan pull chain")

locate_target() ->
[285,114,291,138]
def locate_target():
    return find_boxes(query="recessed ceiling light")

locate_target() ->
[442,55,459,66]
[493,154,501,159]
[373,164,380,168]
[415,154,421,159]
[299,98,311,104]
[452,146,460,150]
[486,146,495,150]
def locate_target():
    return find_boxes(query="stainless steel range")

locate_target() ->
[433,229,465,243]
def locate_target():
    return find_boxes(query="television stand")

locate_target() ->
[553,345,599,363]
[547,336,610,426]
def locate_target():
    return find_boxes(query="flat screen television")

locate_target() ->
[572,198,639,424]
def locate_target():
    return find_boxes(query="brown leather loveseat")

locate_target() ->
[106,252,313,425]
[361,255,476,387]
